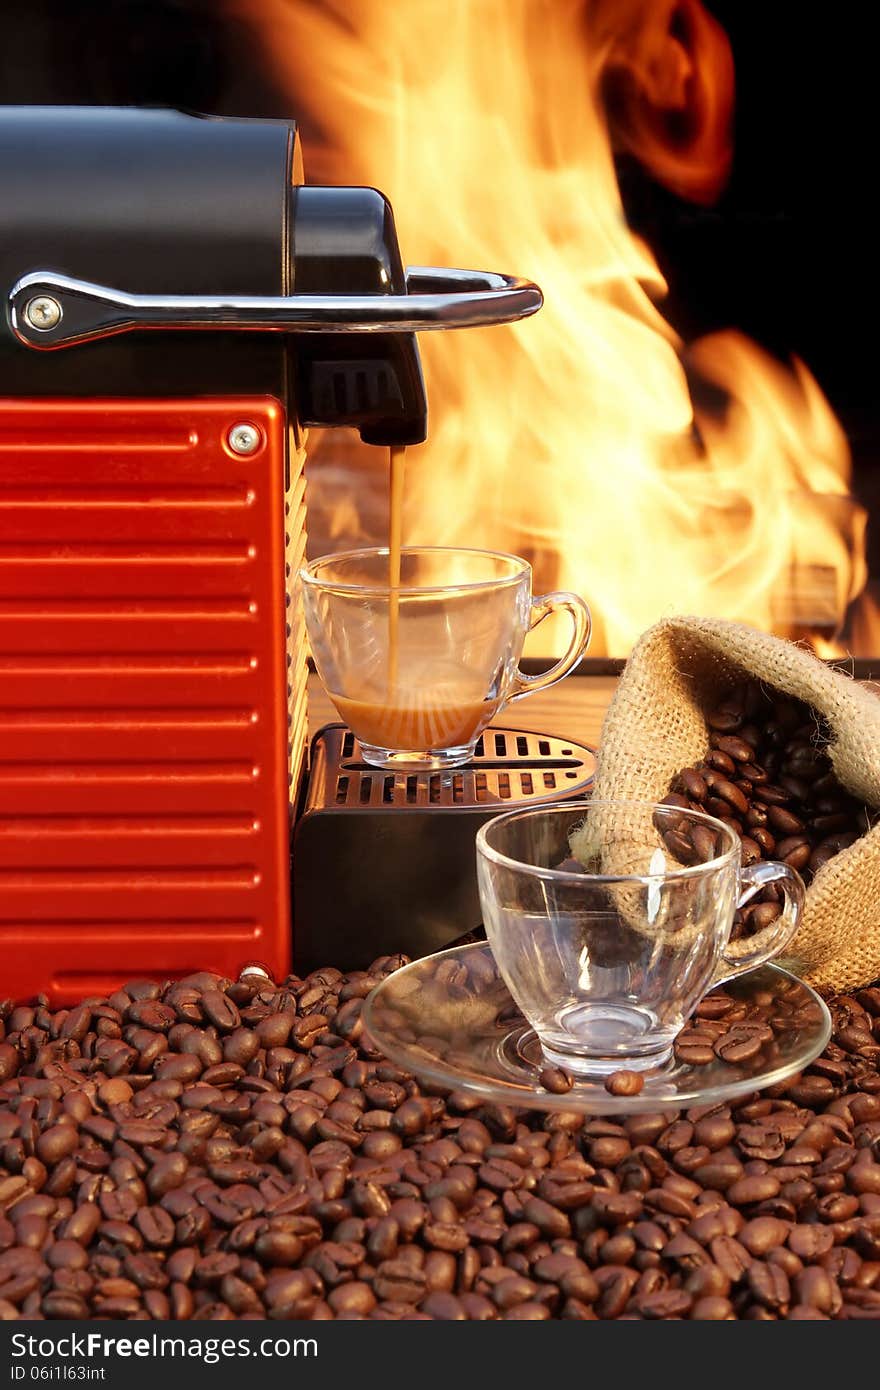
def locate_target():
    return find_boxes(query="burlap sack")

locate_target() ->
[569,617,880,993]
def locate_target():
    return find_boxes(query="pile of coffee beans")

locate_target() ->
[2,959,880,1319]
[663,679,875,938]
[670,978,813,1069]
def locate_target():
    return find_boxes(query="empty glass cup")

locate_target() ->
[476,801,805,1075]
[301,546,591,770]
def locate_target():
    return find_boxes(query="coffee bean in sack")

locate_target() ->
[663,680,875,939]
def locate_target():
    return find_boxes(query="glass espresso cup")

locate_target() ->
[301,547,591,770]
[476,802,805,1075]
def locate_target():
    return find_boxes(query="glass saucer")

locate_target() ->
[362,943,831,1114]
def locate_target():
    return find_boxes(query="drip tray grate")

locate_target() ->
[327,726,595,809]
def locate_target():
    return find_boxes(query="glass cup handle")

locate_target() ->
[508,592,592,702]
[717,859,806,982]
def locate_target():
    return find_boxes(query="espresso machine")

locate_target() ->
[0,106,594,1003]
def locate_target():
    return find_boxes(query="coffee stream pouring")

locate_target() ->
[0,105,554,1001]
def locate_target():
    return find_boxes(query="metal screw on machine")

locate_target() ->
[238,963,273,983]
[226,422,262,456]
[23,295,62,331]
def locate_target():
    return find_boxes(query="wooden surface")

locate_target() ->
[308,672,617,749]
[308,670,880,752]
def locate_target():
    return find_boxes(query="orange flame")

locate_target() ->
[238,0,867,656]
[595,0,734,204]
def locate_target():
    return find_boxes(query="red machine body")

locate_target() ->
[0,398,300,1003]
[0,106,540,1002]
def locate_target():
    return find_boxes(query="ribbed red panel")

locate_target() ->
[0,398,296,1003]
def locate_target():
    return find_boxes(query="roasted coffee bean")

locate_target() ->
[679,769,708,801]
[517,1197,568,1239]
[373,1260,427,1303]
[36,1124,78,1166]
[706,749,736,775]
[705,797,737,824]
[605,1071,644,1097]
[775,833,809,860]
[689,824,717,862]
[767,805,805,836]
[783,842,813,872]
[713,736,754,764]
[539,1067,573,1095]
[714,1027,766,1065]
[43,1291,89,1319]
[664,829,699,865]
[392,1098,433,1137]
[634,1288,693,1318]
[711,778,749,816]
[709,1235,751,1283]
[740,760,768,783]
[693,1112,736,1149]
[199,991,241,1033]
[673,1039,716,1066]
[420,1291,466,1319]
[690,1295,735,1319]
[708,709,742,734]
[727,1175,780,1206]
[748,828,776,858]
[747,1260,790,1312]
[595,1266,640,1318]
[749,902,784,934]
[739,1216,790,1256]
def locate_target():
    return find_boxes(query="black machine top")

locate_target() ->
[0,107,299,408]
[0,107,541,444]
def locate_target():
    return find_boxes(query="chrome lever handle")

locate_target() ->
[7,267,543,350]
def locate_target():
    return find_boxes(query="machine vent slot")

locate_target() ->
[516,735,528,757]
[543,771,557,790]
[520,772,534,795]
[343,731,355,758]
[494,733,507,757]
[335,775,349,805]
[406,775,418,804]
[539,739,551,756]
[359,777,372,804]
[429,775,441,804]
[498,772,511,799]
[452,774,464,804]
[474,735,485,757]
[383,776,395,804]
